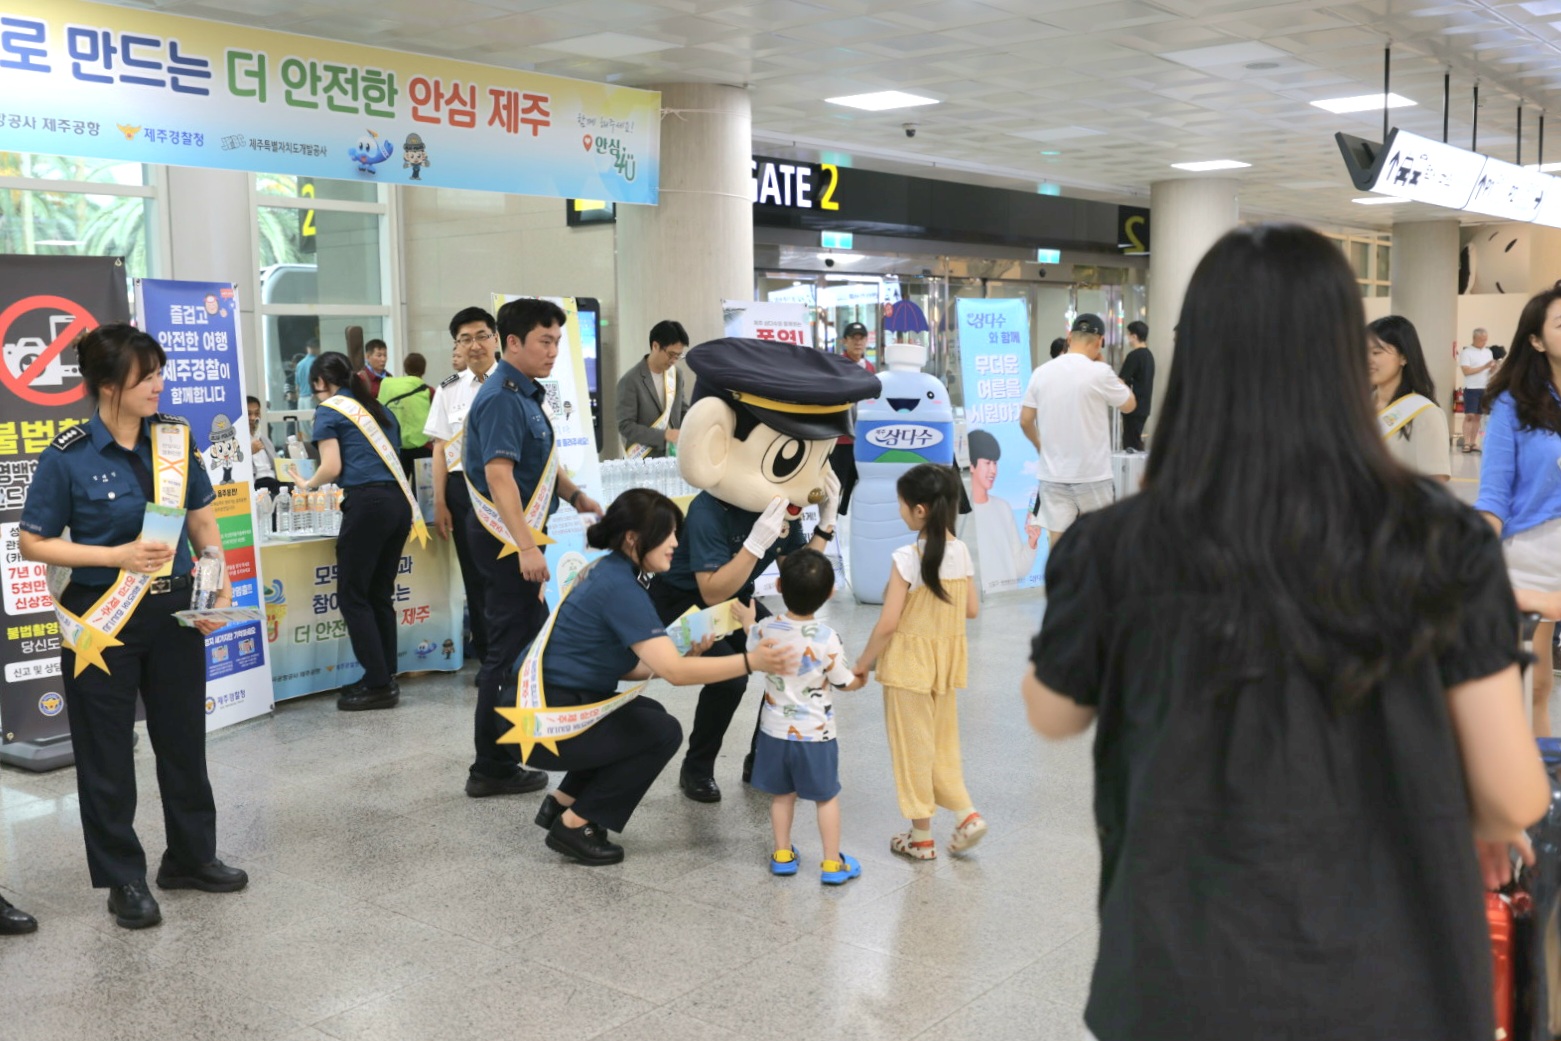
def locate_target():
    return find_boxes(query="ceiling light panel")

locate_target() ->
[1310,92,1416,114]
[1170,159,1251,171]
[825,90,940,111]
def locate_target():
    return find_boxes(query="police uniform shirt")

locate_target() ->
[540,552,665,695]
[658,491,806,602]
[311,393,402,486]
[422,367,490,473]
[21,413,217,586]
[461,357,557,511]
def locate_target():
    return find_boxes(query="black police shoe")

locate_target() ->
[0,895,37,935]
[107,881,162,930]
[465,766,549,798]
[338,682,399,711]
[155,855,249,893]
[534,792,564,829]
[545,819,624,866]
[679,768,721,803]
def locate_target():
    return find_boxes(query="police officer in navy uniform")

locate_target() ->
[19,324,246,931]
[462,298,602,798]
[648,338,880,802]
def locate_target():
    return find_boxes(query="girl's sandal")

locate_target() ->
[890,831,937,861]
[948,812,988,855]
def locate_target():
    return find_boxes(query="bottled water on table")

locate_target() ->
[274,487,293,537]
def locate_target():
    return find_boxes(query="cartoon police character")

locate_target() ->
[204,414,244,485]
[402,132,431,180]
[348,129,395,175]
[645,338,880,803]
[441,638,455,660]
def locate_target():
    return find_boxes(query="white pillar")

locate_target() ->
[612,82,753,454]
[1389,219,1459,411]
[1146,178,1239,423]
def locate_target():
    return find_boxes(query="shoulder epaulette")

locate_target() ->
[153,413,189,426]
[440,373,462,388]
[49,425,89,451]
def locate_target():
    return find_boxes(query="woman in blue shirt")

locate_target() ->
[299,351,412,711]
[527,489,796,865]
[1476,281,1561,736]
[19,323,246,931]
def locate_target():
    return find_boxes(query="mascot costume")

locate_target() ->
[647,338,881,802]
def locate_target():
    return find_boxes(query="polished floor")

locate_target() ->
[0,530,1094,1041]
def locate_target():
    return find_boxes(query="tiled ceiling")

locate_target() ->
[97,0,1561,230]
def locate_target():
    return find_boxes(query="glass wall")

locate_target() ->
[0,152,161,285]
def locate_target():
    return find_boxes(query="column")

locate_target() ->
[1389,219,1459,411]
[1146,178,1239,423]
[612,82,753,455]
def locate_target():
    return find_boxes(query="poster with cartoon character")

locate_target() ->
[204,413,245,484]
[348,129,395,175]
[402,132,431,180]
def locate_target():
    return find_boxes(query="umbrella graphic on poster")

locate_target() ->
[883,299,930,339]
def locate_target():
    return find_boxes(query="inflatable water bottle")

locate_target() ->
[850,342,955,604]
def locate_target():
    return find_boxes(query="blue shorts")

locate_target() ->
[1464,388,1484,415]
[750,732,841,802]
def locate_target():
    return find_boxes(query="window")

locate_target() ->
[0,152,162,284]
[1325,230,1392,298]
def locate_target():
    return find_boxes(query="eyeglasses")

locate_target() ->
[455,331,496,347]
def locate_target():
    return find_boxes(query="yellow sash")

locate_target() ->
[319,396,429,547]
[626,365,678,460]
[1378,393,1436,440]
[444,424,559,558]
[55,422,190,676]
[496,559,643,760]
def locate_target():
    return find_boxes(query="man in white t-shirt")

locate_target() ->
[1458,327,1497,453]
[1018,313,1136,546]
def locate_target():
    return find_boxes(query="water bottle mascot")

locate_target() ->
[646,337,881,801]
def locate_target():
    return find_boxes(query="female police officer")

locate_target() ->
[520,488,796,865]
[20,323,244,930]
[298,351,414,711]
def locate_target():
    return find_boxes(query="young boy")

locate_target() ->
[747,548,866,885]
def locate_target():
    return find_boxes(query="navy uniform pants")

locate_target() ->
[465,513,548,780]
[60,584,214,888]
[444,476,489,663]
[523,693,682,832]
[336,483,413,688]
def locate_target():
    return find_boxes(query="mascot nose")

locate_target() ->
[807,488,826,505]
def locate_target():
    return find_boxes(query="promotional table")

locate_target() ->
[258,531,465,700]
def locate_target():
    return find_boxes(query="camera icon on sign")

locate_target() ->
[4,315,83,387]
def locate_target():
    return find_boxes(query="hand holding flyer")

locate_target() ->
[140,504,186,578]
[666,599,742,656]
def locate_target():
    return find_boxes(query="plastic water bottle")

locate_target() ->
[285,435,308,460]
[256,488,273,533]
[191,546,225,610]
[329,485,344,536]
[274,487,293,536]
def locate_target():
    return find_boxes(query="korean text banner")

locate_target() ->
[0,254,127,746]
[722,300,814,346]
[0,0,660,204]
[136,278,275,731]
[956,297,1046,595]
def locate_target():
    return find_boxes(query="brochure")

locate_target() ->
[174,607,263,629]
[140,504,187,578]
[275,457,316,485]
[666,599,742,656]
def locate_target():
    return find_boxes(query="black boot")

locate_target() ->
[545,818,624,865]
[107,881,162,929]
[0,895,37,935]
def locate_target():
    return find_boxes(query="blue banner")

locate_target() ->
[957,298,1046,594]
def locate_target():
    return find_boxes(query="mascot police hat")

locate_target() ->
[685,337,881,440]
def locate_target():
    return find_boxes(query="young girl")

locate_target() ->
[854,463,984,860]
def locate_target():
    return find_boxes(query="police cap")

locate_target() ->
[687,337,882,440]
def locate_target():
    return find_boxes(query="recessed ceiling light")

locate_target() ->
[1352,196,1407,205]
[1040,150,1061,156]
[825,91,939,112]
[1170,159,1251,171]
[1310,93,1416,114]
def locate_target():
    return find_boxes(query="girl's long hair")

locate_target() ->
[1367,315,1438,440]
[1485,281,1561,433]
[896,463,961,603]
[1140,223,1465,710]
[312,351,394,430]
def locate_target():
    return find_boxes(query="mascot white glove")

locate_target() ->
[743,497,791,559]
[815,466,842,532]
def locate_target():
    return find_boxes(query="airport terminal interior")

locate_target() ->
[5,1,1561,1039]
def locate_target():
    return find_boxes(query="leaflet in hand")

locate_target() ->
[666,599,741,656]
[140,504,186,578]
[173,607,263,629]
[276,457,316,485]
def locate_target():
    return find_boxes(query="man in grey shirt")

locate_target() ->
[615,319,689,458]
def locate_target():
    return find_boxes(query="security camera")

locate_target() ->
[824,258,836,268]
[903,123,917,138]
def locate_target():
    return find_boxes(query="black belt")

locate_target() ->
[72,573,192,597]
[349,480,401,489]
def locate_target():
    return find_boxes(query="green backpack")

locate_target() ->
[378,375,432,449]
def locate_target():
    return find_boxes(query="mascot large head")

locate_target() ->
[679,338,882,513]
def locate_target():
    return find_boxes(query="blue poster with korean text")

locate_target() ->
[136,278,275,730]
[956,298,1046,594]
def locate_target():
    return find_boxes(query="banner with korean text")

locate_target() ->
[956,297,1047,594]
[722,300,814,346]
[0,0,659,204]
[0,255,126,750]
[136,278,274,730]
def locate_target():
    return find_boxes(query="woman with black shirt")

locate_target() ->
[301,351,413,711]
[1024,224,1549,1041]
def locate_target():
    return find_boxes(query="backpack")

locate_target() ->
[378,375,432,449]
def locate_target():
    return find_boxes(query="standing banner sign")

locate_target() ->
[722,300,814,345]
[491,294,606,606]
[136,278,274,730]
[956,298,1046,594]
[0,0,660,204]
[0,255,126,759]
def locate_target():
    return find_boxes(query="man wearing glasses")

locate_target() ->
[424,306,500,674]
[615,319,689,459]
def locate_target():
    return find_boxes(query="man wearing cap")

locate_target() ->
[1018,314,1136,547]
[615,320,690,459]
[829,322,877,517]
[649,338,881,802]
